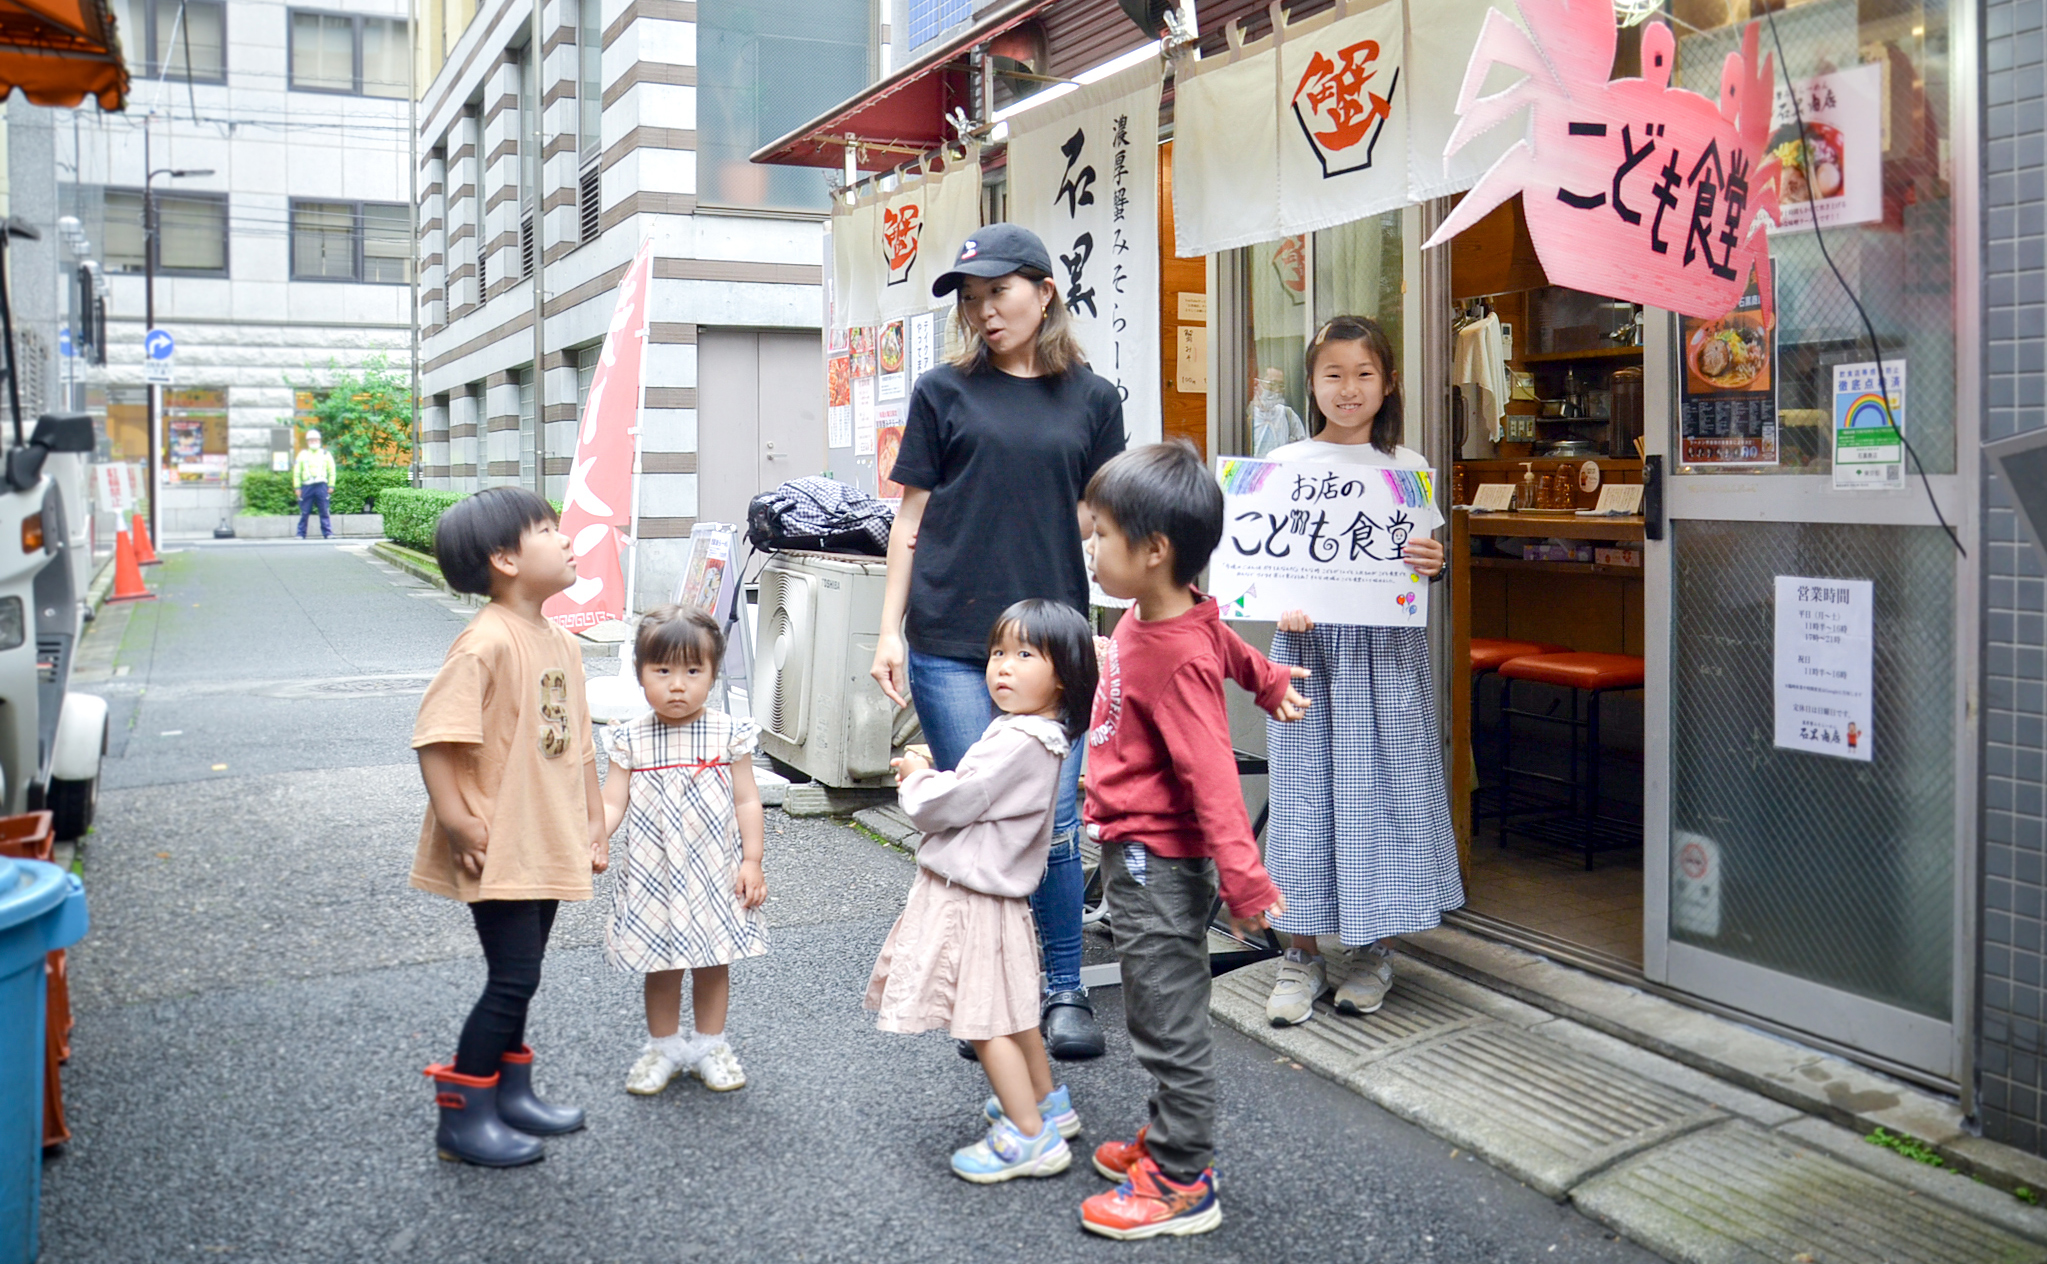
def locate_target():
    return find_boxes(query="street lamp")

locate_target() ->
[140,128,214,546]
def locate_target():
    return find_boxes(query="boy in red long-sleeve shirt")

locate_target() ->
[1077,441,1309,1240]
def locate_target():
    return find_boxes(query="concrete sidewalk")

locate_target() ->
[1213,943,2047,1264]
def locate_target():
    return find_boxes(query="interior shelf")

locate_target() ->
[1518,347,1645,364]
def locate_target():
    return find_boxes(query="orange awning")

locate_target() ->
[0,0,128,110]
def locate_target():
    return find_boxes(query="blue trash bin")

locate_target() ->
[0,858,87,1264]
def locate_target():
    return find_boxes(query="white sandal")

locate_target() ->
[625,1042,683,1096]
[690,1042,747,1092]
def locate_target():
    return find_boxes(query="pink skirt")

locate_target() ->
[864,867,1043,1041]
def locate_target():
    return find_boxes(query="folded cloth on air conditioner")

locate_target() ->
[746,477,894,556]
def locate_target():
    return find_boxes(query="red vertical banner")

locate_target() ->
[545,240,655,630]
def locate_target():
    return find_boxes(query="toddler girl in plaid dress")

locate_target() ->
[1260,316,1463,1028]
[599,605,768,1095]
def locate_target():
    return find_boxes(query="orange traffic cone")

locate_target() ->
[105,530,156,603]
[130,513,161,565]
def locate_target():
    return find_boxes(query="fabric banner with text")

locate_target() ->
[1209,457,1442,626]
[545,239,654,631]
[1006,61,1163,445]
[1174,0,1409,255]
[1406,0,1527,201]
[875,149,983,321]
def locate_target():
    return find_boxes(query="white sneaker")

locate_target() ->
[1334,945,1394,1016]
[1265,949,1326,1027]
[625,1043,682,1095]
[690,1042,747,1092]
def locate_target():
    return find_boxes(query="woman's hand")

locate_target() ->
[1276,609,1315,634]
[871,631,910,708]
[891,749,932,780]
[735,858,766,909]
[1271,666,1313,722]
[1402,536,1445,578]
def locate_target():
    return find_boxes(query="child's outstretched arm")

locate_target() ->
[418,743,488,879]
[585,759,608,873]
[730,755,767,909]
[599,760,630,840]
[1218,626,1312,722]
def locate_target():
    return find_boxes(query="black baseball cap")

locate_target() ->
[930,223,1054,297]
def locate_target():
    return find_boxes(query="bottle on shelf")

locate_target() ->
[1519,462,1538,510]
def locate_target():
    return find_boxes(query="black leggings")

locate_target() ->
[454,899,559,1077]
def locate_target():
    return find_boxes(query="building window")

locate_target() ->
[102,189,229,276]
[578,0,603,166]
[906,0,968,52]
[291,201,414,283]
[112,0,226,81]
[699,0,875,211]
[289,10,408,97]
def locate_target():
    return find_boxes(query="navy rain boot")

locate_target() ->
[426,1064,545,1167]
[496,1045,585,1135]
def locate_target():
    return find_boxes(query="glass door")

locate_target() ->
[1641,0,1977,1082]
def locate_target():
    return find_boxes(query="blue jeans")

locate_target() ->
[908,649,1084,995]
[297,481,332,538]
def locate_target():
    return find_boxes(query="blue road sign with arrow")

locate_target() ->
[145,328,175,384]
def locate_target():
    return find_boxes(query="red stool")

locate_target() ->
[1495,652,1645,868]
[1469,640,1568,791]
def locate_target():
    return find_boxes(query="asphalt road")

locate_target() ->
[39,541,1659,1264]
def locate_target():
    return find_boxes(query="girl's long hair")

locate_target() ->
[1304,315,1403,455]
[986,598,1099,741]
[948,267,1088,377]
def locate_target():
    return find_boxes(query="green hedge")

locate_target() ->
[379,488,465,552]
[241,467,411,516]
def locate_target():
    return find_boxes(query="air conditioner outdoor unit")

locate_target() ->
[755,550,918,788]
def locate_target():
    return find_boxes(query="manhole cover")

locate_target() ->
[260,674,437,698]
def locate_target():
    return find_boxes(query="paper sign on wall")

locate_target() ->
[1209,458,1441,626]
[1773,575,1874,762]
[1423,6,1779,320]
[1832,360,1905,491]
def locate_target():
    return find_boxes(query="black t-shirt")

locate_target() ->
[890,361,1126,660]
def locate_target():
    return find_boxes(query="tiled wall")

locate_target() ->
[1981,0,2047,1154]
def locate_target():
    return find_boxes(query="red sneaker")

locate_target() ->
[1080,1156,1222,1240]
[1092,1125,1151,1180]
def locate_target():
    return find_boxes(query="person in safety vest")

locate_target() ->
[295,428,338,540]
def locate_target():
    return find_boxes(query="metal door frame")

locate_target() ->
[1640,0,1981,1088]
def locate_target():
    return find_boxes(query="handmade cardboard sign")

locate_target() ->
[1210,458,1442,626]
[1423,1,1779,320]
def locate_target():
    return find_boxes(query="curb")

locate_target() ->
[368,540,479,606]
[86,552,115,619]
[1397,926,2047,1200]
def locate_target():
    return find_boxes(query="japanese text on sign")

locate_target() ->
[1772,574,1874,762]
[1209,459,1441,626]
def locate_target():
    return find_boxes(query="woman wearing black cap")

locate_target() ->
[870,223,1126,1061]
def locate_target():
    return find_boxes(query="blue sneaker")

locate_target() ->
[951,1116,1073,1184]
[981,1084,1082,1139]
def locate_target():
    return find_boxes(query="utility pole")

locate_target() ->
[142,115,213,547]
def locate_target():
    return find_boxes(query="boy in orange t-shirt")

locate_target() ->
[413,487,607,1168]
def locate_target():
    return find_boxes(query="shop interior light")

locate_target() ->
[987,38,1162,129]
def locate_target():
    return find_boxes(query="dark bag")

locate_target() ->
[745,477,894,556]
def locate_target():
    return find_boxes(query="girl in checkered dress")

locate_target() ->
[1260,316,1463,1028]
[598,605,768,1096]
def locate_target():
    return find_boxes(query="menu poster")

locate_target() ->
[850,325,876,381]
[1766,64,1884,234]
[826,347,853,449]
[909,310,937,381]
[1773,575,1874,762]
[1832,360,1906,490]
[1678,265,1779,466]
[877,319,907,401]
[853,374,878,458]
[876,417,906,502]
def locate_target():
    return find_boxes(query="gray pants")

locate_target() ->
[1103,842,1218,1182]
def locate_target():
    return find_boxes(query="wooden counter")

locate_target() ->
[1448,509,1647,862]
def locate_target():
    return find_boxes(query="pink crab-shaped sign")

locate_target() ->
[1423,0,1779,321]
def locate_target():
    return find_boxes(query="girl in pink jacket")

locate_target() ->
[865,598,1099,1184]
